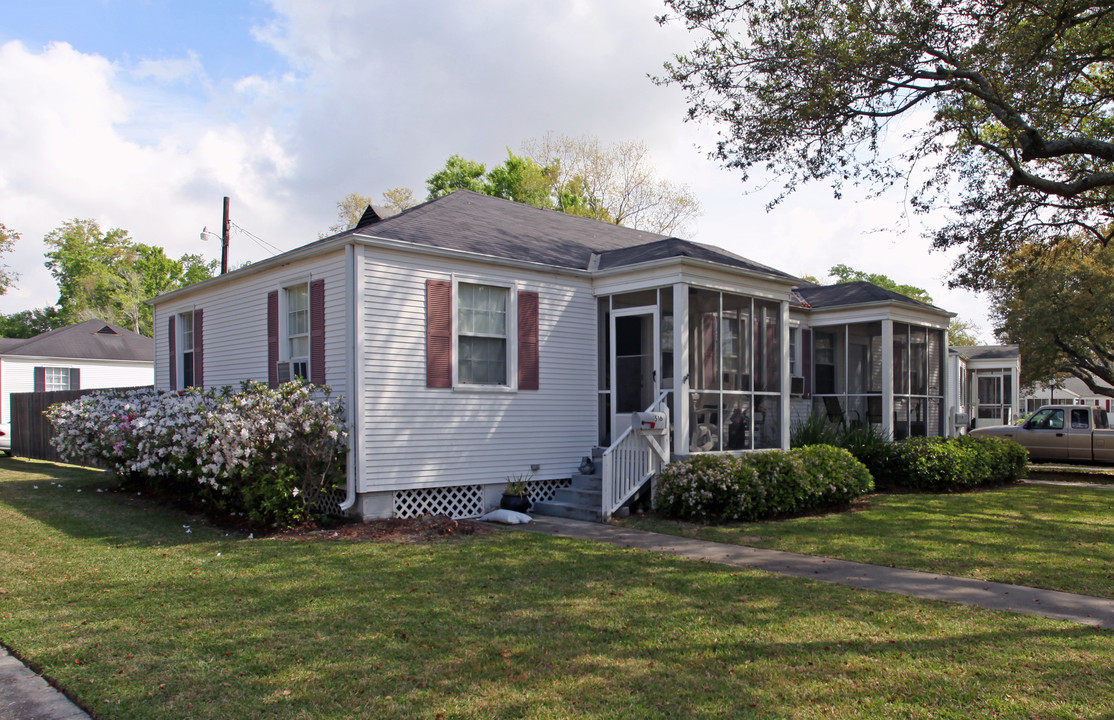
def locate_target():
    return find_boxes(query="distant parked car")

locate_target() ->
[970,404,1114,463]
[0,422,10,455]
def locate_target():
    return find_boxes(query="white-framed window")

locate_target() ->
[789,325,801,377]
[286,283,309,380]
[44,367,71,392]
[179,311,195,388]
[457,282,510,386]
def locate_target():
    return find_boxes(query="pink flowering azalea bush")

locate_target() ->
[654,445,873,522]
[46,381,347,528]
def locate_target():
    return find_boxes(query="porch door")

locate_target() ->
[611,308,659,438]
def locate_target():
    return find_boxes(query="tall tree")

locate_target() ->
[0,221,20,295]
[328,193,376,235]
[991,235,1114,396]
[43,219,216,335]
[0,307,61,339]
[657,0,1114,289]
[827,264,935,304]
[424,136,701,236]
[380,187,417,214]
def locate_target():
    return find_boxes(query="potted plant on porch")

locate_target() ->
[500,472,533,513]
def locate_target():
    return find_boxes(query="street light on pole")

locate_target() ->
[199,196,231,274]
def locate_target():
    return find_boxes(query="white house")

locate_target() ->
[947,345,1022,429]
[150,190,965,522]
[0,319,154,430]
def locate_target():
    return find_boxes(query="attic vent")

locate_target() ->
[355,205,382,228]
[96,326,119,335]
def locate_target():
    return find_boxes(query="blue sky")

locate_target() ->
[0,0,993,335]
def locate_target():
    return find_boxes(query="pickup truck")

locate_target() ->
[970,404,1114,463]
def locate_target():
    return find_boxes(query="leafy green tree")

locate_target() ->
[425,155,489,199]
[0,307,61,338]
[827,264,934,304]
[380,187,417,214]
[43,219,216,335]
[424,137,701,235]
[0,222,20,295]
[991,236,1114,397]
[657,0,1114,289]
[948,318,982,347]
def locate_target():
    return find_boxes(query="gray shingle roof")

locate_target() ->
[950,344,1019,360]
[0,319,153,362]
[793,281,945,312]
[344,190,791,276]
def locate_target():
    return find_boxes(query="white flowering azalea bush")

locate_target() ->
[654,446,872,523]
[46,381,347,528]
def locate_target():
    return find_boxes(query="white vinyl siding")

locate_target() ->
[152,250,347,393]
[0,357,153,424]
[358,248,597,493]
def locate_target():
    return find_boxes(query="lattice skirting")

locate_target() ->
[525,477,571,503]
[394,484,486,519]
[313,487,348,517]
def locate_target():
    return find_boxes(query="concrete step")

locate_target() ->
[531,499,603,523]
[551,486,600,506]
[569,472,601,489]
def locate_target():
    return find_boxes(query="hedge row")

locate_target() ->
[870,435,1029,491]
[654,445,873,522]
[46,381,347,528]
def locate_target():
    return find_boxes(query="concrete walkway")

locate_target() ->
[520,515,1114,630]
[0,646,91,720]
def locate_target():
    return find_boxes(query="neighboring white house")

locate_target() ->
[149,190,968,521]
[1022,375,1114,413]
[947,345,1022,430]
[0,319,154,428]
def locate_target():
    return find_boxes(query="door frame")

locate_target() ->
[610,306,659,438]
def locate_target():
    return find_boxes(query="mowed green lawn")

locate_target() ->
[623,483,1114,599]
[1,459,1112,719]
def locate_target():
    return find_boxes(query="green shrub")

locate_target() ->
[654,446,873,522]
[880,435,1028,492]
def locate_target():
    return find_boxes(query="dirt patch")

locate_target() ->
[271,514,496,543]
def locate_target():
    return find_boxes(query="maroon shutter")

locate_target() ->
[802,328,812,398]
[70,368,80,390]
[267,291,279,387]
[193,309,204,388]
[310,279,326,385]
[426,279,452,388]
[518,291,539,390]
[168,315,177,390]
[33,367,45,393]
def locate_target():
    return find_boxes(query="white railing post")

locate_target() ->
[601,391,671,520]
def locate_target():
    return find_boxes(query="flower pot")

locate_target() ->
[500,493,531,513]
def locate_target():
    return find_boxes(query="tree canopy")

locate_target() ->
[0,221,19,295]
[827,264,935,304]
[424,135,701,236]
[657,0,1114,289]
[42,219,216,336]
[991,234,1114,396]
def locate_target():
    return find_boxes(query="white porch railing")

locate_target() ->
[601,391,671,520]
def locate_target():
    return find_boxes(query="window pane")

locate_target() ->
[724,394,750,450]
[690,391,721,452]
[459,337,507,385]
[754,395,780,449]
[753,300,780,393]
[290,336,309,359]
[689,289,720,391]
[722,294,750,392]
[458,284,509,385]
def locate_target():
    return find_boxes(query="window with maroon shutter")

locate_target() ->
[193,309,204,388]
[518,291,539,390]
[426,279,452,388]
[310,279,325,385]
[267,290,279,387]
[168,315,177,390]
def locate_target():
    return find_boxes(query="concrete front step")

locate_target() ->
[531,499,603,523]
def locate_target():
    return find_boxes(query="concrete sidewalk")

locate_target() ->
[0,646,91,720]
[520,515,1114,630]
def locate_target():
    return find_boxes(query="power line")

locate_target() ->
[229,221,283,255]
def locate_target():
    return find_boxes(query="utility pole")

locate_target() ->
[221,196,230,275]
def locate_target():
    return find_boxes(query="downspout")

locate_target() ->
[340,243,360,513]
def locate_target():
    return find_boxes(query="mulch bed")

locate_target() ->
[271,514,496,543]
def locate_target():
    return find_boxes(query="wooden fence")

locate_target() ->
[10,386,152,462]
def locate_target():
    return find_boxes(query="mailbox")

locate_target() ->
[953,411,970,429]
[632,411,668,432]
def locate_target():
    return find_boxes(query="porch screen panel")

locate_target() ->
[754,300,780,393]
[927,329,942,396]
[911,327,928,395]
[722,293,750,392]
[893,323,909,395]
